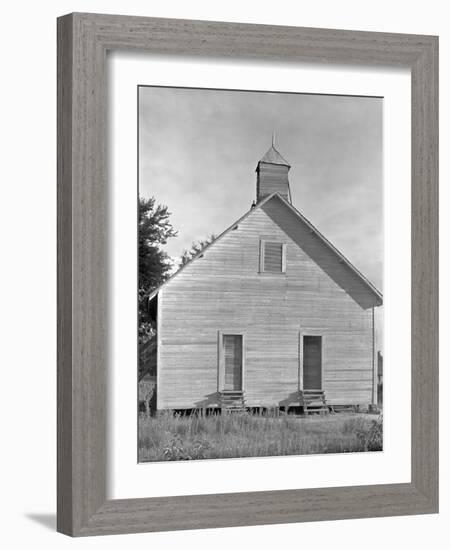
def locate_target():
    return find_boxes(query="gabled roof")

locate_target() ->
[258,145,290,167]
[148,192,383,306]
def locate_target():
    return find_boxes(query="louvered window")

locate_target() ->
[260,240,286,273]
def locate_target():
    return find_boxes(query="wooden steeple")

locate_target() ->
[256,135,291,203]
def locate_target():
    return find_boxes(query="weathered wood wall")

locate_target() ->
[257,163,290,202]
[157,196,379,409]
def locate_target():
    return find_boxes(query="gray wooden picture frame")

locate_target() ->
[57,12,438,537]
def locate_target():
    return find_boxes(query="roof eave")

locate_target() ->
[147,192,280,303]
[255,160,291,171]
[267,193,383,304]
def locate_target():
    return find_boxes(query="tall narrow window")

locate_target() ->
[260,240,286,273]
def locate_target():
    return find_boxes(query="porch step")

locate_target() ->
[300,390,329,415]
[330,405,357,413]
[220,390,246,412]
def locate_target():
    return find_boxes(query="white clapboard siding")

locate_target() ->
[157,197,378,409]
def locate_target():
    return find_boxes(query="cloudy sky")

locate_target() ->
[139,86,383,291]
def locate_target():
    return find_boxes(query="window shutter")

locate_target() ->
[263,241,283,273]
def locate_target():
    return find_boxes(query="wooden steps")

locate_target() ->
[220,390,246,412]
[300,389,329,414]
[329,404,357,414]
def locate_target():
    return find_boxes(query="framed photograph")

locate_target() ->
[57,13,438,536]
[136,85,384,462]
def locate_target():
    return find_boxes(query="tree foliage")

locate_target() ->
[139,196,177,344]
[179,234,216,268]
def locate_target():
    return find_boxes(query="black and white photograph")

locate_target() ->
[138,85,383,462]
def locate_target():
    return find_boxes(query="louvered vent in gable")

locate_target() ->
[260,240,286,273]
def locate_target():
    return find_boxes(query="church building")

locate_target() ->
[146,143,382,412]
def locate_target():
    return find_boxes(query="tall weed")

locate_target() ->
[138,411,383,461]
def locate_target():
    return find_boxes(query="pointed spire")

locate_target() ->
[258,142,290,167]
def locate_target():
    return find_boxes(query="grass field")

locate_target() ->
[138,410,383,462]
